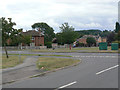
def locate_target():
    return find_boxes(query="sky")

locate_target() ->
[0,0,119,33]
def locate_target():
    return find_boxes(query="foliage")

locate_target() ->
[57,22,79,44]
[45,42,52,48]
[2,17,22,58]
[0,18,2,46]
[115,22,120,33]
[55,33,64,45]
[22,35,31,45]
[76,29,112,38]
[76,29,102,37]
[86,37,96,47]
[8,34,31,46]
[107,32,116,44]
[31,22,55,46]
[101,30,111,37]
[78,43,85,47]
[2,18,22,44]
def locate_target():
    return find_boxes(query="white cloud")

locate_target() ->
[0,0,119,32]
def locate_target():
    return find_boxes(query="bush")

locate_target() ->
[86,37,96,47]
[78,43,84,47]
[45,42,52,48]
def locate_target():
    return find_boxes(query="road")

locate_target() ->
[3,53,118,88]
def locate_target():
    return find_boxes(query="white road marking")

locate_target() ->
[58,81,77,89]
[96,65,119,75]
[73,56,117,58]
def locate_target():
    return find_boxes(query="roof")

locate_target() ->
[21,30,44,37]
[80,35,100,39]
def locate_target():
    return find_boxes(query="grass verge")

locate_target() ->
[31,47,118,53]
[3,54,72,57]
[36,57,80,71]
[1,56,26,69]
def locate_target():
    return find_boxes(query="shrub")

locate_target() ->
[45,42,52,48]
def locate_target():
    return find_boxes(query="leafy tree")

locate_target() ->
[55,33,64,45]
[86,37,96,47]
[45,42,52,48]
[115,22,120,33]
[31,22,55,47]
[76,29,102,37]
[2,17,22,58]
[58,22,79,44]
[0,18,2,47]
[8,33,31,47]
[22,35,31,46]
[107,32,116,44]
[101,30,111,37]
[76,29,113,38]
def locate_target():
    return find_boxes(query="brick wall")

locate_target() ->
[79,38,87,44]
[34,36,44,46]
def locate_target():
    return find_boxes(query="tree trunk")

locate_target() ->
[4,44,9,58]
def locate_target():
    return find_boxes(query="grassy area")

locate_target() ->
[3,47,119,53]
[2,54,72,57]
[38,54,72,57]
[31,47,99,53]
[1,56,26,69]
[36,57,80,71]
[31,47,118,53]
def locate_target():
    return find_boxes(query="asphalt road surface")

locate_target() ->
[3,53,119,88]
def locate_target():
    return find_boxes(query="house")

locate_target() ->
[21,29,44,46]
[77,35,107,46]
[52,38,58,48]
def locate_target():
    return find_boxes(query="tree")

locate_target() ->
[101,30,111,37]
[22,35,31,46]
[115,22,120,33]
[55,33,63,45]
[31,22,55,47]
[107,32,116,44]
[0,18,2,47]
[58,22,79,44]
[2,17,22,58]
[86,37,96,47]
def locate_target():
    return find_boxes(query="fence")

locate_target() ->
[2,46,47,50]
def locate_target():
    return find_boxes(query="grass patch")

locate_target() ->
[31,47,117,53]
[1,55,26,69]
[31,48,76,53]
[38,54,72,57]
[6,53,38,56]
[3,53,72,57]
[36,57,80,71]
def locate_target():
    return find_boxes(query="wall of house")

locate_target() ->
[39,36,44,46]
[102,38,107,42]
[34,36,44,46]
[79,38,87,44]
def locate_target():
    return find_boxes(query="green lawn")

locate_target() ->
[2,54,72,57]
[36,57,80,71]
[1,56,26,69]
[31,47,118,53]
[31,47,99,52]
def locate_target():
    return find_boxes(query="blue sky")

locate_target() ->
[0,0,119,33]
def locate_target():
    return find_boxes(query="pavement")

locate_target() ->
[2,57,44,84]
[2,52,118,88]
[2,54,75,84]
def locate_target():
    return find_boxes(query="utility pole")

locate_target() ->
[18,44,21,63]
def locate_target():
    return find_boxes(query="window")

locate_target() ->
[31,37,35,40]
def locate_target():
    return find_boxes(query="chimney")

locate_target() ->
[38,28,41,35]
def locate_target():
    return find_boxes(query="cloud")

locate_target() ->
[0,0,119,32]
